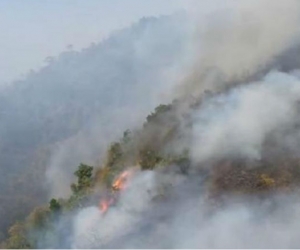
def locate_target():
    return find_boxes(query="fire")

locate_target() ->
[99,198,114,214]
[112,170,131,191]
[98,169,134,214]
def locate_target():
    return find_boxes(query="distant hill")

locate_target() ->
[0,12,190,239]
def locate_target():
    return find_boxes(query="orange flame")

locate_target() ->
[112,170,132,191]
[99,198,114,214]
[98,169,134,214]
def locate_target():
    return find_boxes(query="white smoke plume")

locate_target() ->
[72,170,157,248]
[191,71,300,163]
[177,0,300,96]
[45,0,300,199]
[68,171,300,248]
[44,13,190,198]
[37,0,300,248]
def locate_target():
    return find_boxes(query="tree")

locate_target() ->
[145,104,172,124]
[49,199,61,213]
[139,149,162,170]
[73,163,94,192]
[68,164,94,210]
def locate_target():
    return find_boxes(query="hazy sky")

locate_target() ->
[0,0,191,86]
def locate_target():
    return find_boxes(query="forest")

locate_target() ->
[3,1,300,248]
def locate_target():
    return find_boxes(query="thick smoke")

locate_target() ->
[51,1,300,248]
[177,0,300,97]
[46,107,151,197]
[44,13,190,198]
[46,0,300,198]
[69,171,300,248]
[191,71,300,163]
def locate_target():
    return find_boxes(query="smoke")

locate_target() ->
[65,171,300,248]
[177,0,300,97]
[44,13,190,198]
[191,71,300,163]
[72,170,157,248]
[45,0,300,198]
[45,107,150,197]
[23,0,300,248]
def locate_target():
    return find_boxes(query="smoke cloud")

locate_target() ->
[191,71,300,163]
[67,171,300,248]
[44,13,190,198]
[177,0,300,96]
[52,1,300,248]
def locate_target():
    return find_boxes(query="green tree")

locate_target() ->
[139,149,162,170]
[67,164,94,210]
[145,104,172,124]
[49,199,61,213]
[72,163,94,194]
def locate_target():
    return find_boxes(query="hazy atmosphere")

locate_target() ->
[0,0,192,86]
[2,0,300,248]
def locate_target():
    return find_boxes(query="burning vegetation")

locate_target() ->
[4,1,300,248]
[112,170,132,192]
[4,87,300,249]
[4,88,300,248]
[99,198,114,214]
[99,169,133,214]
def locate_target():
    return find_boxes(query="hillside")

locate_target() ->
[3,1,300,248]
[3,79,300,247]
[0,13,189,240]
